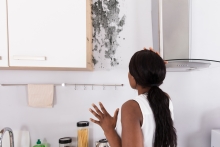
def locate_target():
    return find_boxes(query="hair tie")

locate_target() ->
[149,82,163,87]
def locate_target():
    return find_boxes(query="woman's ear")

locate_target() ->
[128,73,137,89]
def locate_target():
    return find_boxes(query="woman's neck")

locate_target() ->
[136,85,150,95]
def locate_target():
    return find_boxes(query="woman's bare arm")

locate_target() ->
[121,100,144,147]
[103,128,121,147]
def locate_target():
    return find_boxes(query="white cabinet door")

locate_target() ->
[0,0,8,67]
[191,0,220,61]
[8,0,92,69]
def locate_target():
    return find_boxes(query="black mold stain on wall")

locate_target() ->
[92,55,98,65]
[91,0,126,67]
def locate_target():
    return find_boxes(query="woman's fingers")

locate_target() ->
[146,47,168,64]
[92,103,103,117]
[149,47,159,55]
[89,108,101,119]
[90,118,100,125]
[99,102,109,115]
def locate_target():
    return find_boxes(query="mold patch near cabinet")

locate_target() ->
[92,0,126,69]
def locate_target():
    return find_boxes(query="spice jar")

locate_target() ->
[77,121,89,147]
[59,137,72,147]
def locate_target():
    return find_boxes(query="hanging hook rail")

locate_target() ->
[0,83,124,87]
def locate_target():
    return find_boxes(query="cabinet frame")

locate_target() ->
[1,0,93,71]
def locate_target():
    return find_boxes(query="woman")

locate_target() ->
[89,48,177,147]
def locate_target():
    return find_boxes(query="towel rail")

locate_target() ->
[0,83,124,87]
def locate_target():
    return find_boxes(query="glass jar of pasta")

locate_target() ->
[77,121,89,147]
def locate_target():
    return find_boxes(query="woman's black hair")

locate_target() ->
[129,49,177,147]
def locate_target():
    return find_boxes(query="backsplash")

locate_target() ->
[0,69,136,147]
[1,68,220,147]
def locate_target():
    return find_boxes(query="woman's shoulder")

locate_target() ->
[122,99,140,110]
[121,95,146,109]
[121,99,143,120]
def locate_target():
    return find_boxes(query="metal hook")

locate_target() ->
[103,85,105,90]
[84,85,86,90]
[115,84,116,90]
[92,84,93,90]
[75,84,76,90]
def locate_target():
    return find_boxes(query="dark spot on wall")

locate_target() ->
[93,45,98,51]
[118,15,126,27]
[111,58,119,66]
[92,55,98,65]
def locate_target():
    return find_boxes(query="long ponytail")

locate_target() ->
[148,86,177,147]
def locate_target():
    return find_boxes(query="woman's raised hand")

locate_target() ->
[89,102,119,133]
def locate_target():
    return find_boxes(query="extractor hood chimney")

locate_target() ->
[152,0,220,72]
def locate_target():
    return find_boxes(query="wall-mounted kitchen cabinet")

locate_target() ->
[0,0,9,67]
[7,0,92,70]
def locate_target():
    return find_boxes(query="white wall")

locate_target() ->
[164,68,220,147]
[1,68,220,147]
[1,0,220,147]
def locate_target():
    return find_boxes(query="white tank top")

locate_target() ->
[116,94,174,147]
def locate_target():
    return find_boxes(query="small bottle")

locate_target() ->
[42,143,49,147]
[59,137,72,147]
[33,139,45,147]
[42,139,50,147]
[77,121,89,147]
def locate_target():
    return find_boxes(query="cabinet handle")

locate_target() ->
[13,56,46,61]
[0,56,1,60]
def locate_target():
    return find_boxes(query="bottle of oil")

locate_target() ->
[33,139,45,147]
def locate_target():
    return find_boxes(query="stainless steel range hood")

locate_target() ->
[152,0,220,72]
